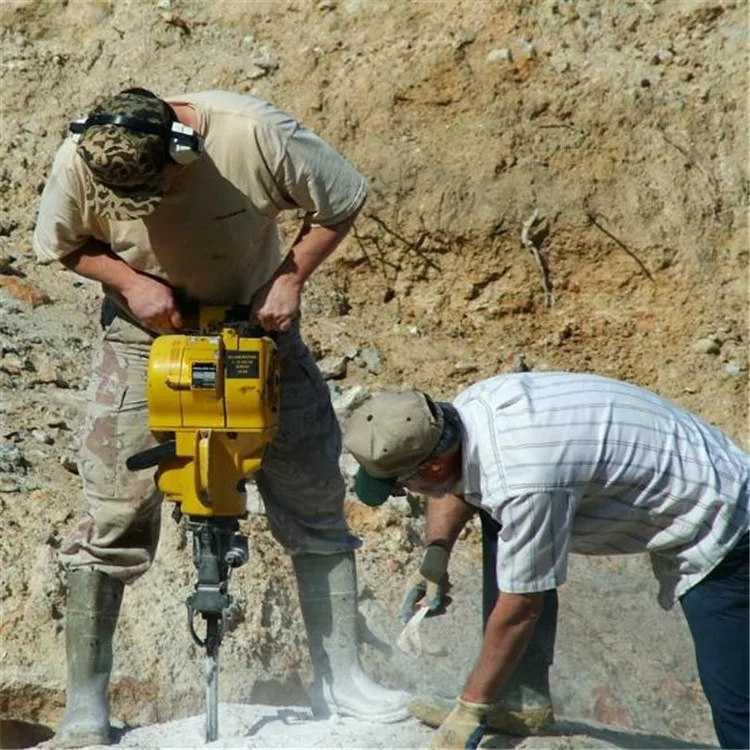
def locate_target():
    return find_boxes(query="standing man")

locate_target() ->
[33,88,409,748]
[344,372,749,749]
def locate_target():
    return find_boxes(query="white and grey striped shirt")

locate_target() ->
[453,372,749,609]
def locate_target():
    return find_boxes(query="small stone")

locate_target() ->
[156,0,171,8]
[0,476,20,492]
[246,66,270,80]
[692,338,721,355]
[453,362,479,376]
[28,351,58,384]
[60,455,79,474]
[31,429,53,445]
[318,356,348,380]
[359,347,382,375]
[513,354,531,373]
[0,250,16,272]
[655,47,675,64]
[519,40,536,58]
[0,444,24,473]
[243,480,265,515]
[245,50,279,79]
[1,354,25,375]
[724,362,742,376]
[339,451,360,483]
[487,48,512,63]
[332,385,369,421]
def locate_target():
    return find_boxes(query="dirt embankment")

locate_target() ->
[0,0,746,746]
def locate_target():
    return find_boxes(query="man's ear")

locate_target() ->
[420,453,459,479]
[420,459,445,475]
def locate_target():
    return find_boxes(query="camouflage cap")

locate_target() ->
[77,91,173,221]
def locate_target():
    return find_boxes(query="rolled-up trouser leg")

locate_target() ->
[62,313,162,582]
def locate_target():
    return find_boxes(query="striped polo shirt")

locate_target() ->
[453,372,749,609]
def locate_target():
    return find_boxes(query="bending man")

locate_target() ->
[344,372,749,749]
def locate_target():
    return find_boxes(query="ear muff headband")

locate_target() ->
[69,113,204,165]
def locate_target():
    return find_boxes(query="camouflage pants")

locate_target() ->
[62,312,358,582]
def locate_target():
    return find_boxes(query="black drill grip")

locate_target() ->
[126,440,177,471]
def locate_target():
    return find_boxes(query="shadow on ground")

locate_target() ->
[0,720,54,750]
[482,719,716,749]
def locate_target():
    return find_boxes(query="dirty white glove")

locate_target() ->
[428,697,489,749]
[400,544,449,622]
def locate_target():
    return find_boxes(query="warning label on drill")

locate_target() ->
[191,363,217,389]
[226,351,260,379]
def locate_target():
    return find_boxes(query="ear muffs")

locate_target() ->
[168,121,204,165]
[68,113,204,165]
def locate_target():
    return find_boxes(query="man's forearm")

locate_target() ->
[461,591,544,703]
[425,493,476,553]
[61,238,139,291]
[272,210,359,288]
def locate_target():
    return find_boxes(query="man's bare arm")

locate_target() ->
[424,493,477,553]
[61,239,182,329]
[61,238,139,288]
[251,210,360,332]
[461,591,545,703]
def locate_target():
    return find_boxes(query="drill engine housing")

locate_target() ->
[139,305,280,517]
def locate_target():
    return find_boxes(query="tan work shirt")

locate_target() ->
[33,90,368,304]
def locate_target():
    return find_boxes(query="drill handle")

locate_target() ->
[126,439,177,471]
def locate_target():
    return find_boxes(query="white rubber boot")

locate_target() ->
[293,551,410,723]
[54,568,124,748]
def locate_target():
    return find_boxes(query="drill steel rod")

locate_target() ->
[205,645,219,742]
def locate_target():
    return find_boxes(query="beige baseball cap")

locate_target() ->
[344,390,444,505]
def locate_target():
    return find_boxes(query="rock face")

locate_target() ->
[0,0,746,747]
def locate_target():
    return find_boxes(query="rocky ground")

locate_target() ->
[0,0,747,748]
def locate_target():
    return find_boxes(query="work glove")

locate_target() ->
[428,697,490,749]
[400,544,450,622]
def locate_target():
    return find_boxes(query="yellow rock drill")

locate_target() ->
[126,305,280,742]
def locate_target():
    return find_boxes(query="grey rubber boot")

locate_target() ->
[54,568,124,748]
[293,551,410,723]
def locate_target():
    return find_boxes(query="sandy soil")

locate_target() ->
[0,0,746,748]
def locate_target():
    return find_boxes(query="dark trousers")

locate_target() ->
[680,533,749,750]
[480,511,558,663]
